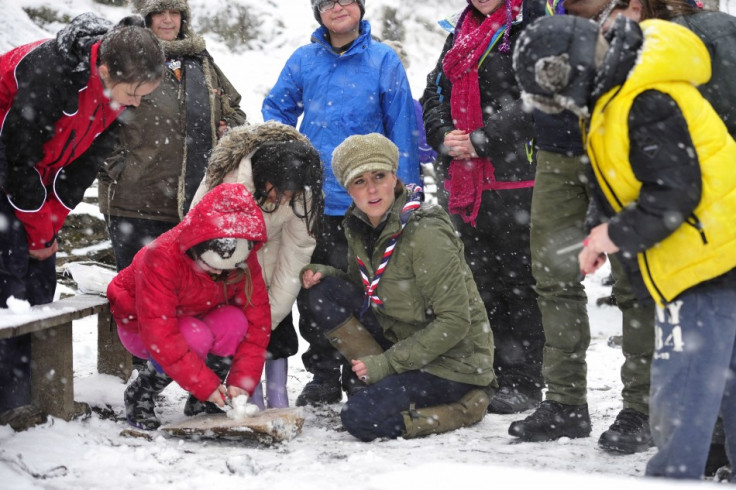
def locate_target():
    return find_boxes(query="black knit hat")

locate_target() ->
[191,238,252,270]
[513,15,602,118]
[311,0,365,25]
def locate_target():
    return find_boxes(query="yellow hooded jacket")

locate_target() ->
[586,19,736,306]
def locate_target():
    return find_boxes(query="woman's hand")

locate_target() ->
[206,384,227,407]
[579,223,619,276]
[443,130,477,160]
[28,240,59,261]
[351,359,367,382]
[302,269,323,289]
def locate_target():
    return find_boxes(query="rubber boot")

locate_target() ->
[250,381,266,411]
[324,316,383,362]
[401,389,490,439]
[124,361,173,430]
[266,358,289,408]
[183,355,232,416]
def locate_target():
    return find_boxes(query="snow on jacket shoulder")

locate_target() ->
[261,21,420,215]
[191,123,317,329]
[107,183,271,400]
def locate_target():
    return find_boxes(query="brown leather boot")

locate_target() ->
[324,316,383,361]
[401,389,490,439]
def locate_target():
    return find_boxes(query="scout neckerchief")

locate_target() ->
[356,184,423,318]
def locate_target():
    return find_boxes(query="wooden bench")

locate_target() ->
[0,294,131,428]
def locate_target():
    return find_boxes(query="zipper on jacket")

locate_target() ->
[46,130,76,168]
[641,251,668,306]
[685,212,708,245]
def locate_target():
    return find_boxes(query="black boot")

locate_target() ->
[488,385,542,414]
[183,355,231,416]
[341,363,367,399]
[508,400,591,442]
[296,370,342,407]
[124,361,173,430]
[598,408,653,454]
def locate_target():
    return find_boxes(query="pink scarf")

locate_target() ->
[442,0,522,226]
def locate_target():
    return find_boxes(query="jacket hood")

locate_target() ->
[514,15,602,117]
[177,182,267,254]
[605,18,710,99]
[56,13,113,73]
[133,0,206,56]
[204,122,310,192]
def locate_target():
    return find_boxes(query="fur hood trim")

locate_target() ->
[133,0,206,56]
[204,122,310,191]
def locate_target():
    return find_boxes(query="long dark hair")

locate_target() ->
[250,140,324,236]
[98,16,164,85]
[642,0,702,20]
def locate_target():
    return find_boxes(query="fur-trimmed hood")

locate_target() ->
[132,0,206,56]
[204,122,310,191]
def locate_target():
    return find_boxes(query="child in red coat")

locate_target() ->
[107,183,271,430]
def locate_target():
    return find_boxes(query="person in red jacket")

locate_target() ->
[107,183,272,430]
[0,13,163,419]
[0,13,163,305]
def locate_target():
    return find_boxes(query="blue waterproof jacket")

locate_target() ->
[262,21,420,216]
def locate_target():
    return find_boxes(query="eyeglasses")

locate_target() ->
[317,0,357,14]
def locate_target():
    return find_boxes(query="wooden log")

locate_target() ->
[161,408,305,445]
[30,322,78,420]
[97,308,132,381]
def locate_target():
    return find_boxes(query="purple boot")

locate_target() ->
[250,380,266,411]
[265,358,289,408]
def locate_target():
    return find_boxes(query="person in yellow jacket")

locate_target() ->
[514,15,736,481]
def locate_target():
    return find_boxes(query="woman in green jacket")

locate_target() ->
[300,133,496,441]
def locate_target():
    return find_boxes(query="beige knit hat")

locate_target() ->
[331,133,399,188]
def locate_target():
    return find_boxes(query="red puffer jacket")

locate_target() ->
[107,183,271,401]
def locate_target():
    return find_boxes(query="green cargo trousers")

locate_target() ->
[529,150,654,414]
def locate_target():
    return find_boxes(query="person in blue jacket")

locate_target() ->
[262,0,420,406]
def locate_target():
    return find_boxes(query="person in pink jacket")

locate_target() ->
[107,182,271,430]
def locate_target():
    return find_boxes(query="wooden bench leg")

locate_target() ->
[97,310,132,381]
[31,322,77,420]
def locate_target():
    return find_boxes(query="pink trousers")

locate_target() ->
[117,305,249,362]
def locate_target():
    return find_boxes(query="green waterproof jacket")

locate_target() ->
[309,188,497,387]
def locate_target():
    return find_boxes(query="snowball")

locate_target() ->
[6,296,31,313]
[226,395,259,421]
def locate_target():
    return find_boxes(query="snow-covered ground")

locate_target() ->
[1,265,681,490]
[1,1,732,488]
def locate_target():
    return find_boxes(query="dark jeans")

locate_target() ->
[304,275,476,441]
[0,189,56,412]
[106,215,176,271]
[297,215,349,377]
[341,370,477,441]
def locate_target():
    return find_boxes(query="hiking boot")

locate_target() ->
[705,418,728,477]
[598,408,653,454]
[488,386,542,414]
[508,400,591,442]
[295,375,342,407]
[124,362,172,430]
